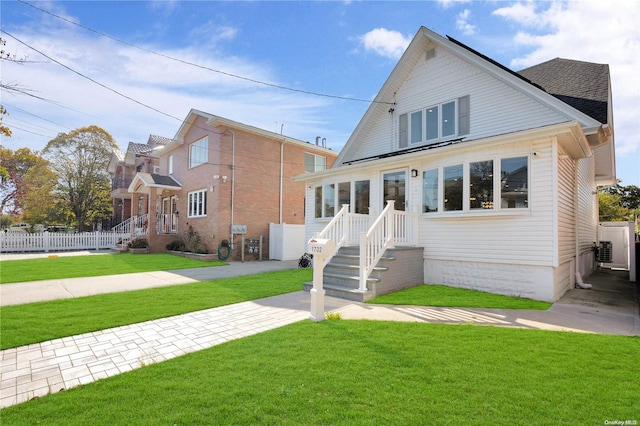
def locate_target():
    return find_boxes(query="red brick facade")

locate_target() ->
[128,111,336,260]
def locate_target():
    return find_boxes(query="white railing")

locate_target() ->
[0,231,131,253]
[358,201,418,291]
[156,214,178,234]
[111,214,149,236]
[315,205,371,266]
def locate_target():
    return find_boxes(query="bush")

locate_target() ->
[128,237,148,249]
[166,240,184,251]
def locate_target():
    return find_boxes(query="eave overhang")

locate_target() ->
[127,173,182,194]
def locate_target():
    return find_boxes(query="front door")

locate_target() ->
[382,170,407,211]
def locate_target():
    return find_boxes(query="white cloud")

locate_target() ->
[438,0,471,10]
[358,28,411,60]
[492,0,640,164]
[0,19,333,153]
[456,9,477,36]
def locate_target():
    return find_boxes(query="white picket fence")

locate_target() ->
[0,232,131,253]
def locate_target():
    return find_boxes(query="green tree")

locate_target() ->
[0,147,43,215]
[21,158,64,225]
[43,126,118,231]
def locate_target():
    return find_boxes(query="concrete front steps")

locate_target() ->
[303,246,424,302]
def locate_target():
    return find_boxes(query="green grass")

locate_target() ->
[0,253,227,284]
[368,284,552,310]
[1,321,637,425]
[0,269,311,349]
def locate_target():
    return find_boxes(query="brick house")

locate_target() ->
[115,109,337,260]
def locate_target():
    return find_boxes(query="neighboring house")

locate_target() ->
[295,27,615,302]
[117,109,337,259]
[107,136,172,224]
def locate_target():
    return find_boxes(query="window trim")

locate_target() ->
[313,179,371,220]
[187,189,207,218]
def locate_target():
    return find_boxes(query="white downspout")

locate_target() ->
[228,130,236,250]
[280,140,285,224]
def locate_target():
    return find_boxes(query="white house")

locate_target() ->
[295,26,615,302]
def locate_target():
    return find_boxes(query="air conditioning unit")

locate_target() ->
[598,241,612,263]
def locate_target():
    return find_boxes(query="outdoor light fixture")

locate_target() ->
[411,169,419,177]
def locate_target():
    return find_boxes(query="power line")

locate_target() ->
[17,0,395,106]
[2,30,188,125]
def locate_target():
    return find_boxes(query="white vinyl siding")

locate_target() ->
[415,139,555,267]
[340,47,568,165]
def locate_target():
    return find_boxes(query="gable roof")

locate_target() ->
[517,58,610,125]
[127,172,181,194]
[333,26,611,168]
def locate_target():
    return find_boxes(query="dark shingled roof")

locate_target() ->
[517,58,610,124]
[150,174,181,188]
[127,142,153,155]
[447,35,609,125]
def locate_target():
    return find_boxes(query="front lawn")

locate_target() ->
[0,269,311,349]
[368,284,552,310]
[1,321,637,424]
[0,253,227,284]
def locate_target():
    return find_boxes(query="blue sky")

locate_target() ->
[1,0,638,186]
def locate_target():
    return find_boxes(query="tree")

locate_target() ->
[43,126,118,231]
[599,184,639,223]
[21,158,63,225]
[0,147,43,215]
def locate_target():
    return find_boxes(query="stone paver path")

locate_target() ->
[1,297,309,409]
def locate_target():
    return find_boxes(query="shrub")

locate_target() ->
[166,240,184,251]
[128,237,149,249]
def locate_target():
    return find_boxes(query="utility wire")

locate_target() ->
[17,0,394,106]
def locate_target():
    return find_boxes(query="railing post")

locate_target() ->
[386,200,395,248]
[342,204,350,247]
[359,231,367,291]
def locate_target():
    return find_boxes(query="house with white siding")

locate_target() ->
[295,26,615,302]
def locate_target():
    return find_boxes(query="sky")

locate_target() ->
[1,0,639,187]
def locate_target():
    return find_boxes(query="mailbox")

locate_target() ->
[308,238,336,257]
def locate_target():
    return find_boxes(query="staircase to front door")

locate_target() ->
[303,245,424,301]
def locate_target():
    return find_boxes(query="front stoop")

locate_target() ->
[303,246,424,302]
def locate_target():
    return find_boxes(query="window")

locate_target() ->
[304,153,326,172]
[410,111,423,144]
[189,137,208,168]
[168,155,174,175]
[501,157,528,208]
[315,184,335,218]
[444,164,463,211]
[315,180,370,218]
[400,96,470,147]
[421,155,528,215]
[422,169,438,213]
[354,180,370,214]
[338,182,350,210]
[187,189,207,218]
[469,160,493,210]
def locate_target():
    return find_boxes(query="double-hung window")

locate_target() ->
[189,137,208,168]
[187,189,207,218]
[305,153,327,172]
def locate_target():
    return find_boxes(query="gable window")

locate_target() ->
[187,189,207,218]
[500,157,528,208]
[189,137,208,168]
[305,153,326,172]
[400,96,470,147]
